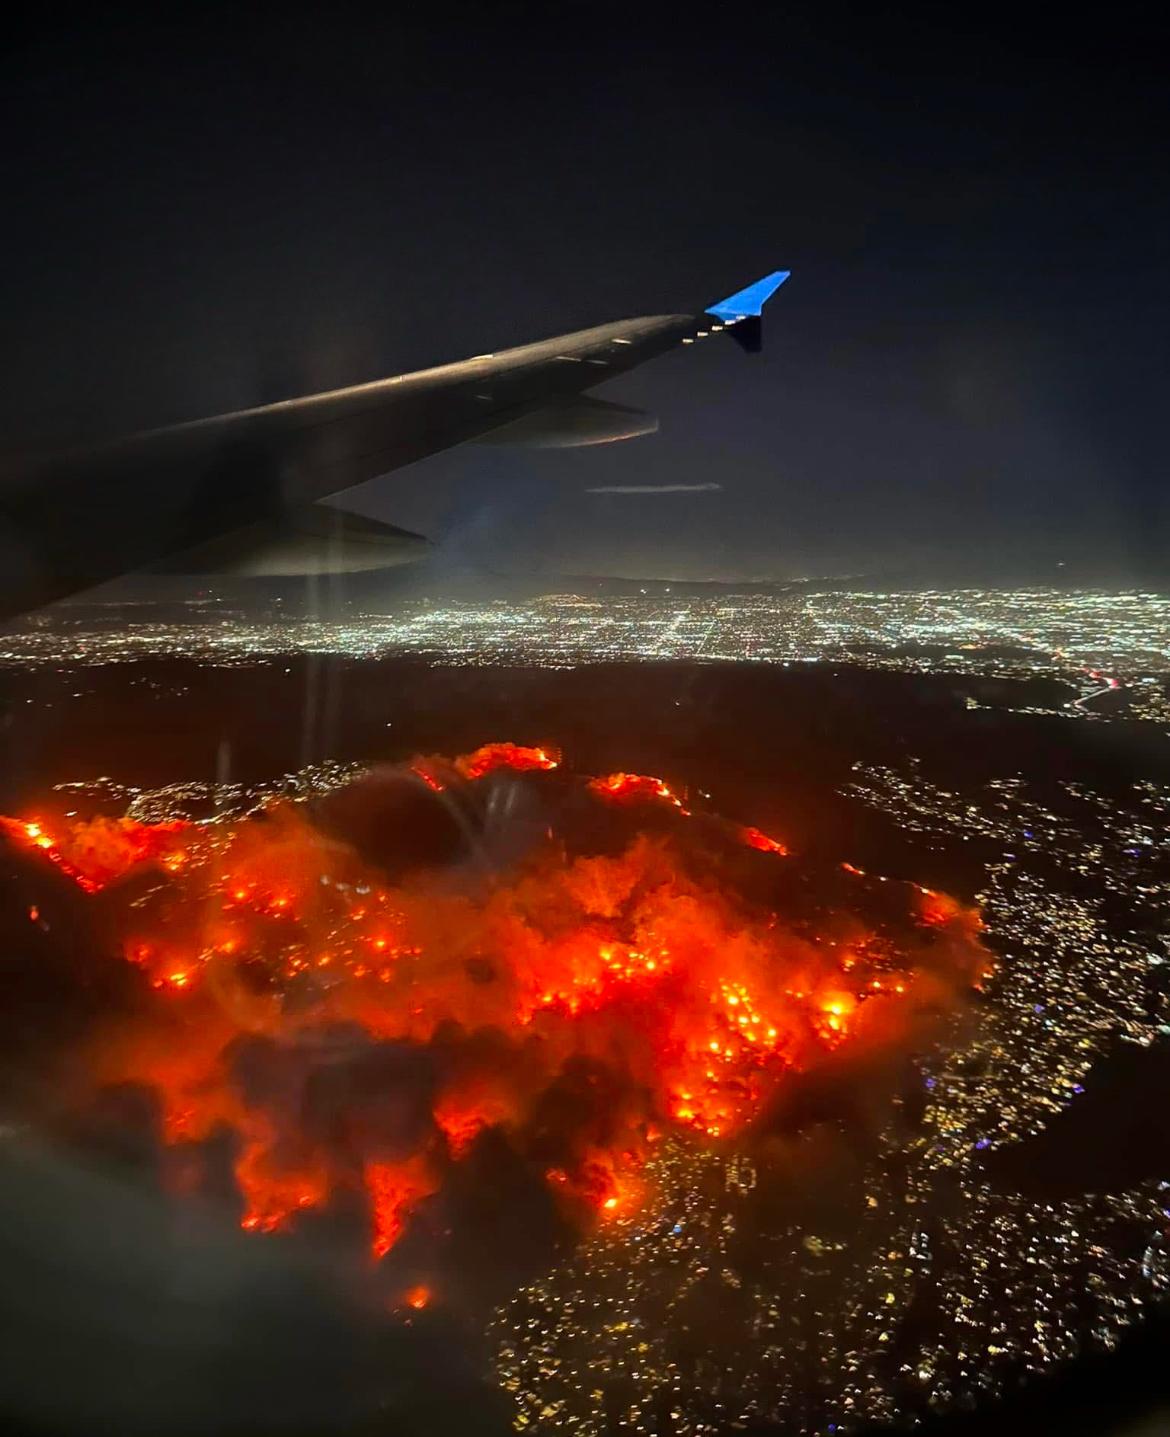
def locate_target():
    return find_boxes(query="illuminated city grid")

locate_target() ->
[3,588,1169,722]
[12,586,1170,1432]
[488,764,1170,1434]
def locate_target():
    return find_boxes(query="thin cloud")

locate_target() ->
[583,483,723,495]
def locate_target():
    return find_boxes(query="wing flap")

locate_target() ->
[155,505,431,578]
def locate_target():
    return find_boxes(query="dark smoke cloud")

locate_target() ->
[0,1138,508,1436]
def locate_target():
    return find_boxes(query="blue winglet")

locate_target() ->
[705,270,791,321]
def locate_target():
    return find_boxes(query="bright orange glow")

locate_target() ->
[588,772,687,812]
[591,1171,642,1221]
[4,742,989,1260]
[455,742,559,780]
[740,826,789,856]
[1,812,191,892]
[402,1284,431,1310]
[918,889,969,927]
[434,1085,516,1157]
[237,1133,331,1235]
[366,1158,439,1260]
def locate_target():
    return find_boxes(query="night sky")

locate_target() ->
[1,3,1165,583]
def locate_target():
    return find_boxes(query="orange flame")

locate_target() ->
[366,1158,439,1260]
[455,742,559,780]
[4,743,988,1261]
[1,813,191,892]
[588,772,687,812]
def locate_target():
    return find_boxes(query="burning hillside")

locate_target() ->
[0,743,988,1290]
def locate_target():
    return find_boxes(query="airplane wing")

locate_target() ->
[0,270,789,620]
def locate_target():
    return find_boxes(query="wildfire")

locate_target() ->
[411,765,446,793]
[0,813,191,893]
[917,887,970,927]
[455,742,558,780]
[238,1143,331,1234]
[588,770,689,814]
[366,1158,439,1260]
[1,741,987,1264]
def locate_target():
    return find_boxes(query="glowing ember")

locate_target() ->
[238,1142,331,1234]
[1,743,987,1262]
[0,813,191,892]
[588,772,688,812]
[917,888,971,927]
[740,825,789,856]
[455,742,558,780]
[410,765,445,793]
[366,1158,439,1260]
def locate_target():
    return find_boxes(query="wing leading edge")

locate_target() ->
[0,270,789,618]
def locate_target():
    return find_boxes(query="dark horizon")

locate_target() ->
[1,3,1165,583]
